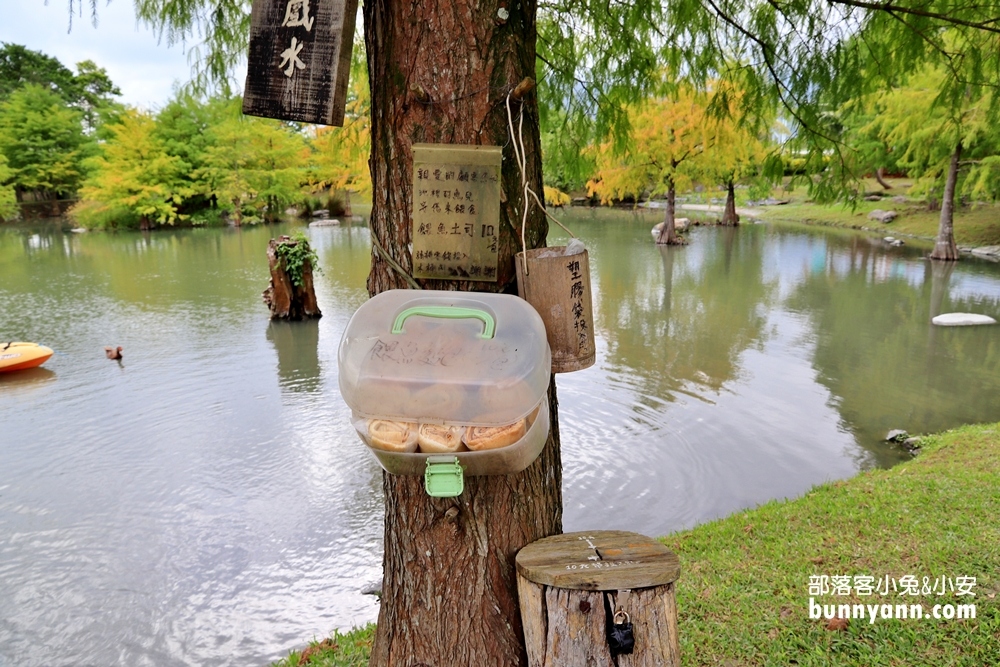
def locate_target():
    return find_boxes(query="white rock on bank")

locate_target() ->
[970,245,1000,259]
[650,218,690,238]
[868,209,898,223]
[931,313,998,326]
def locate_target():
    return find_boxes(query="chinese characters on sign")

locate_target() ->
[411,144,503,282]
[278,37,306,77]
[243,0,358,126]
[566,257,589,351]
[278,0,313,77]
[281,0,314,30]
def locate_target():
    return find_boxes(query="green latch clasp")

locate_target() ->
[425,456,465,497]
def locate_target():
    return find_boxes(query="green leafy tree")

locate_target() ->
[154,91,233,213]
[73,108,190,229]
[199,107,308,225]
[860,66,997,260]
[71,59,123,132]
[837,98,904,192]
[0,43,78,101]
[0,154,16,219]
[0,84,91,200]
[0,44,121,131]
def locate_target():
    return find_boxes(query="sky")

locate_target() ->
[0,0,246,109]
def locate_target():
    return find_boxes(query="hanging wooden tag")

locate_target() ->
[243,0,358,126]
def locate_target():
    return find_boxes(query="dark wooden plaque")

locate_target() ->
[243,0,358,126]
[516,530,680,590]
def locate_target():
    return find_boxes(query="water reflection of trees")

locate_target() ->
[267,319,322,394]
[596,225,776,403]
[0,223,373,312]
[787,239,1000,467]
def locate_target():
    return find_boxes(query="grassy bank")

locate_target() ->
[274,423,1000,666]
[752,180,1000,249]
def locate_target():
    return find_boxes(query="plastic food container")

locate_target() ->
[338,289,552,494]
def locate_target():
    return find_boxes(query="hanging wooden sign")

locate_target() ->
[411,144,503,282]
[243,0,358,126]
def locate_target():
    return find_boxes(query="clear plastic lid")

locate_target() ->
[338,290,551,425]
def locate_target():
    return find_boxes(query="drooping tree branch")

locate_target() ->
[828,0,1000,34]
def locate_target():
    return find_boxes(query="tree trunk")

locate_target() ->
[720,179,739,226]
[262,237,322,320]
[930,142,961,261]
[656,178,685,245]
[363,1,562,665]
[875,167,892,190]
[342,189,353,217]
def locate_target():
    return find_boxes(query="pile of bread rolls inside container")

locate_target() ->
[338,290,551,477]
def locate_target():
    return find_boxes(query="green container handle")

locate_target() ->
[391,305,495,339]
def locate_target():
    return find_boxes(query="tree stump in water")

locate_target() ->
[516,531,681,667]
[263,236,322,320]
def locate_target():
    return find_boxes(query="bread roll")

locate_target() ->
[463,419,527,451]
[417,424,467,453]
[367,419,419,452]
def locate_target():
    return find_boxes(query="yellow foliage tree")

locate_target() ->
[588,86,714,245]
[543,185,571,207]
[74,108,190,229]
[308,51,371,213]
[699,83,774,225]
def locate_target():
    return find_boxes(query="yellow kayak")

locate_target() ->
[0,342,54,373]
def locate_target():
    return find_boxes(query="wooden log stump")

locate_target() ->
[516,530,681,667]
[263,235,322,320]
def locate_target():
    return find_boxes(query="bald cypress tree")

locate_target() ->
[74,1,1000,661]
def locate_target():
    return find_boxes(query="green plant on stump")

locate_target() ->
[275,232,320,288]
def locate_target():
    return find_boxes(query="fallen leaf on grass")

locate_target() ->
[825,617,849,632]
[299,638,337,665]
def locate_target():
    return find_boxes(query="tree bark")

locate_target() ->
[232,197,243,227]
[720,179,739,226]
[342,189,353,217]
[874,167,892,190]
[363,1,562,664]
[930,142,961,261]
[656,178,685,245]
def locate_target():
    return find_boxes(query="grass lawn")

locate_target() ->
[751,179,1000,248]
[274,422,1000,666]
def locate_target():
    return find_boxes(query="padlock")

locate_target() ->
[607,607,635,656]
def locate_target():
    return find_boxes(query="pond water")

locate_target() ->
[2,210,999,666]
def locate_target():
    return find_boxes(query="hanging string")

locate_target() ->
[504,92,578,277]
[368,220,422,290]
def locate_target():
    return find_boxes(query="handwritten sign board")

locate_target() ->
[243,0,358,126]
[411,144,502,282]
